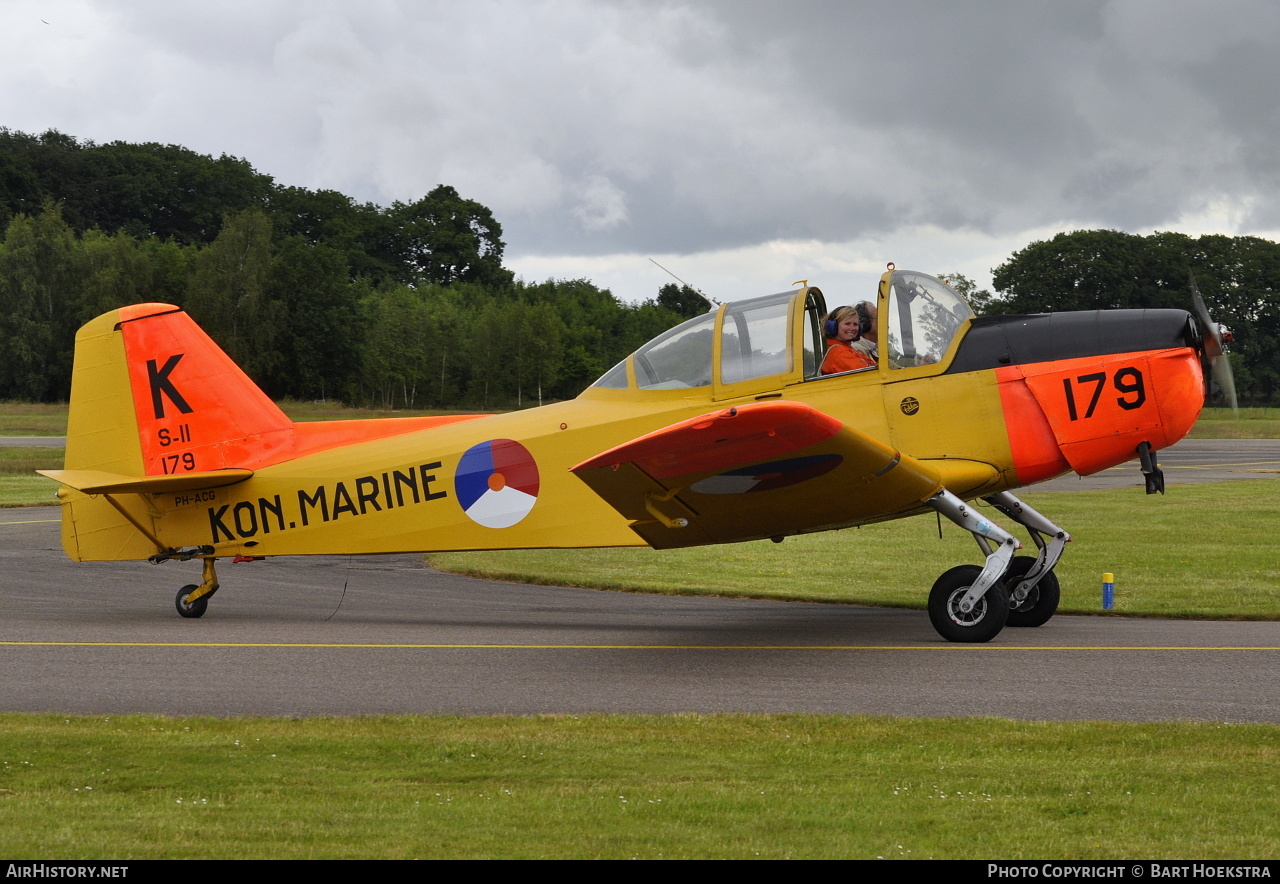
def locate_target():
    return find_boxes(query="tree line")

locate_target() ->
[2,130,1278,406]
[0,129,693,408]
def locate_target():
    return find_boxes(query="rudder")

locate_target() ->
[54,304,291,561]
[67,303,293,477]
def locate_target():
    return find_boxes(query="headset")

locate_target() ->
[824,303,872,341]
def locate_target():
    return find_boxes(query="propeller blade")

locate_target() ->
[1188,271,1238,415]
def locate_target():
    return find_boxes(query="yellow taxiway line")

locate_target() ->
[0,641,1278,650]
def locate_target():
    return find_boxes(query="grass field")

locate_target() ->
[431,479,1280,620]
[0,448,62,508]
[3,399,1280,858]
[0,399,477,437]
[2,714,1278,859]
[0,402,69,435]
[1188,407,1280,438]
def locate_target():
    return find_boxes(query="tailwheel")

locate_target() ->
[928,564,1009,643]
[175,585,208,619]
[1004,555,1060,628]
[174,558,219,619]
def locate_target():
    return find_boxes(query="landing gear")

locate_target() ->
[175,585,208,618]
[928,564,1009,643]
[983,491,1069,630]
[1003,556,1060,627]
[173,557,219,619]
[924,489,1070,642]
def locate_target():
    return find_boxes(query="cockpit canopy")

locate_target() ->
[885,270,974,369]
[592,269,973,393]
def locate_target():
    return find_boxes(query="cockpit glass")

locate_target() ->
[630,311,716,389]
[886,271,972,369]
[719,292,791,384]
[593,358,630,389]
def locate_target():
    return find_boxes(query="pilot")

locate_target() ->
[820,302,878,374]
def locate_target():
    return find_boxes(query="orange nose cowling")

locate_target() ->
[998,348,1204,484]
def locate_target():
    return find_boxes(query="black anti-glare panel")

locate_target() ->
[946,310,1198,374]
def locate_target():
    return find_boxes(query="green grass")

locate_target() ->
[0,401,69,435]
[0,448,63,507]
[276,399,492,422]
[1187,407,1280,438]
[1,714,1277,859]
[5,397,1280,859]
[431,480,1280,620]
[0,400,481,438]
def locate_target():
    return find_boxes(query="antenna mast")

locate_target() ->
[649,258,721,308]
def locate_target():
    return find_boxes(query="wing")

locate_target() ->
[571,400,956,549]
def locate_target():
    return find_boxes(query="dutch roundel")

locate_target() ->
[454,439,541,528]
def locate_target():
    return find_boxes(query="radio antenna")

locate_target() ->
[649,258,720,308]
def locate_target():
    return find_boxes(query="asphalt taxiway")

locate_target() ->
[1,439,1277,721]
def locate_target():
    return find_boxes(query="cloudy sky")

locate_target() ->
[2,0,1278,304]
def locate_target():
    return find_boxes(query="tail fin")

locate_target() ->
[66,303,293,477]
[54,304,487,562]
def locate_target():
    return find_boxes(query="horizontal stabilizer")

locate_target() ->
[38,468,253,495]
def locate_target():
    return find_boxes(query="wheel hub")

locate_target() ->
[1010,585,1040,612]
[947,589,987,627]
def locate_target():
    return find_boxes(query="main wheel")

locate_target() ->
[1003,556,1060,628]
[928,565,1009,643]
[175,585,208,619]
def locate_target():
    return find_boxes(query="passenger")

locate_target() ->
[820,302,878,374]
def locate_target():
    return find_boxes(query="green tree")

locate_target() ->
[0,129,42,229]
[268,187,398,282]
[389,185,512,288]
[657,282,709,318]
[0,203,79,399]
[82,141,274,244]
[184,209,282,387]
[521,302,565,406]
[937,272,998,314]
[269,235,361,400]
[76,229,157,324]
[361,286,433,409]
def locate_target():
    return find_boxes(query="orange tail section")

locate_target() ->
[53,304,484,561]
[116,304,295,475]
[68,303,483,476]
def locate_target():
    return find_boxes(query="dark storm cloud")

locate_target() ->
[3,0,1280,266]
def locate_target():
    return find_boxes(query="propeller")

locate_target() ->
[1188,270,1238,415]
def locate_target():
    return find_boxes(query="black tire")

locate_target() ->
[176,585,208,619]
[928,564,1009,643]
[1003,555,1060,628]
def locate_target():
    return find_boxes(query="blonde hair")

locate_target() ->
[823,305,859,335]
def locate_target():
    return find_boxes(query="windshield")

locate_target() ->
[887,271,972,368]
[630,311,716,389]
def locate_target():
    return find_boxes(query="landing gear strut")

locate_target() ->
[983,491,1070,629]
[924,489,1070,642]
[174,557,219,619]
[925,489,1018,642]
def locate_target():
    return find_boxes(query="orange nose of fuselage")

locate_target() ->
[997,345,1204,485]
